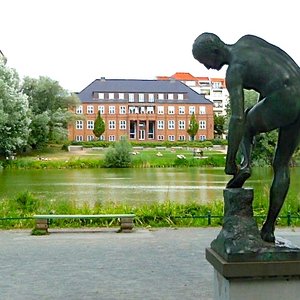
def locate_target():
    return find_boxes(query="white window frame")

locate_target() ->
[199,120,206,129]
[168,135,175,141]
[168,93,174,100]
[76,120,83,129]
[157,120,164,130]
[168,120,175,130]
[98,93,104,99]
[158,135,164,141]
[199,135,206,141]
[158,93,164,100]
[179,135,185,141]
[87,105,94,114]
[178,120,185,130]
[109,93,114,100]
[129,93,135,102]
[119,120,126,130]
[76,105,83,114]
[109,106,115,114]
[199,106,206,114]
[178,94,184,100]
[119,106,126,114]
[148,93,155,102]
[98,105,105,114]
[87,135,94,141]
[75,135,83,142]
[178,106,185,114]
[109,120,116,129]
[119,93,124,100]
[138,93,145,102]
[157,106,164,114]
[168,106,175,114]
[87,120,94,130]
[189,106,195,114]
[109,135,115,141]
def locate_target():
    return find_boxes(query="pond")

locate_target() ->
[0,167,299,207]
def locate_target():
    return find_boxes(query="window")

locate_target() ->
[178,94,184,100]
[199,135,206,141]
[199,106,206,114]
[157,120,164,130]
[158,135,164,140]
[109,106,115,114]
[138,93,144,102]
[98,93,104,99]
[168,93,174,100]
[179,135,185,141]
[158,93,164,100]
[76,120,83,129]
[87,105,94,114]
[109,135,115,141]
[109,120,116,129]
[148,93,155,102]
[168,106,175,114]
[178,120,185,130]
[178,106,185,114]
[119,120,126,130]
[168,135,175,141]
[98,105,105,114]
[129,106,135,114]
[189,106,195,114]
[168,120,175,130]
[109,93,114,100]
[119,106,126,114]
[129,93,135,102]
[146,107,154,114]
[75,135,83,142]
[119,93,124,100]
[76,105,83,114]
[199,120,206,129]
[87,120,94,130]
[87,135,94,141]
[157,106,164,114]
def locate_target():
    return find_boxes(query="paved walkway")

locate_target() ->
[1,227,300,300]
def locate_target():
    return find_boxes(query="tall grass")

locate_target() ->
[1,191,300,229]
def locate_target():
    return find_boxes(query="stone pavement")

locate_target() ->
[0,227,300,300]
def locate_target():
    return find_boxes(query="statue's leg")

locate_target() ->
[261,123,300,242]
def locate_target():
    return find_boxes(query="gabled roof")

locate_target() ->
[170,72,198,81]
[77,78,212,104]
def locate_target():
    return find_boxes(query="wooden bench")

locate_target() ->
[33,214,135,234]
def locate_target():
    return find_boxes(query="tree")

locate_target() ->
[187,113,199,141]
[214,114,226,138]
[22,76,80,146]
[0,61,30,157]
[93,111,105,139]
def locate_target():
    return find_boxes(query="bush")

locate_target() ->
[104,138,132,168]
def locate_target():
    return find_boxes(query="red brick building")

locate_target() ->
[68,78,214,142]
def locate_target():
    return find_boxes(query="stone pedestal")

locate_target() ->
[206,188,300,300]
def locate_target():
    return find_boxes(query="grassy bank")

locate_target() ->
[3,147,226,169]
[1,191,299,230]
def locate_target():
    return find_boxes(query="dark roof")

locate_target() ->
[77,78,212,104]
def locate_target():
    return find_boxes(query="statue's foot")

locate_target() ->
[261,225,275,243]
[226,168,251,188]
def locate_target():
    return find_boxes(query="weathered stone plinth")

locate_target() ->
[210,188,300,262]
[206,188,300,300]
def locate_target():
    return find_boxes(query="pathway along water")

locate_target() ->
[0,167,299,206]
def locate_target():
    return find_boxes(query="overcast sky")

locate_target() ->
[2,0,299,92]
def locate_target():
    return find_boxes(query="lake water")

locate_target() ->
[0,167,299,206]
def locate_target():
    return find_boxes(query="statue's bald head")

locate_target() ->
[192,33,224,61]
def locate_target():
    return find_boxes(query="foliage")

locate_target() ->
[104,138,133,168]
[214,114,226,138]
[187,113,199,141]
[93,111,105,138]
[0,62,31,157]
[22,76,80,147]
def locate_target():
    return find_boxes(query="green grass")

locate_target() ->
[1,191,300,230]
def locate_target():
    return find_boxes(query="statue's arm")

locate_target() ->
[225,68,245,175]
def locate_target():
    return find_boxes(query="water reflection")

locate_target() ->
[0,167,298,206]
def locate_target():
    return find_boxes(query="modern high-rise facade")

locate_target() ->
[68,78,214,142]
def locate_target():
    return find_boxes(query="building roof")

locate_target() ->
[77,78,212,105]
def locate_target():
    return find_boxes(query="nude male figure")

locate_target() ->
[192,33,300,242]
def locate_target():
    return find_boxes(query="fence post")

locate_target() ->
[207,211,211,225]
[287,211,291,226]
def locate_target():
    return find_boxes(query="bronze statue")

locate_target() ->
[192,33,300,243]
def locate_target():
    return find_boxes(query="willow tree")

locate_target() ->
[187,113,199,141]
[93,111,105,139]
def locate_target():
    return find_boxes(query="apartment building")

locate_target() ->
[157,72,229,116]
[68,78,214,142]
